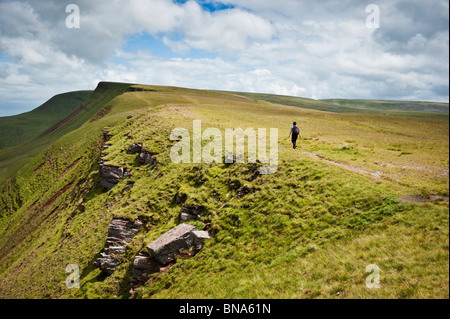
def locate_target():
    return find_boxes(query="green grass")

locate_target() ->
[0,83,448,299]
[231,91,449,119]
[0,82,131,184]
[0,91,92,150]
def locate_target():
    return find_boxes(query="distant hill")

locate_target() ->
[0,82,131,183]
[231,92,449,119]
[0,91,92,150]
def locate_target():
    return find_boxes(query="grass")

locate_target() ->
[0,83,448,299]
[231,91,449,119]
[0,82,131,184]
[0,91,92,150]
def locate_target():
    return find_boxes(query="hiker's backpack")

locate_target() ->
[293,126,300,135]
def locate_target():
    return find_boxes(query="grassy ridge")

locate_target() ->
[232,91,449,119]
[0,83,448,299]
[0,91,92,150]
[0,82,131,184]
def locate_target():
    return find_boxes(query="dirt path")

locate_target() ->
[300,150,449,204]
[300,150,384,179]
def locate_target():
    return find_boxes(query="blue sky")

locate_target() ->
[0,0,448,116]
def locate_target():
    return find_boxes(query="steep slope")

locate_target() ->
[0,83,448,299]
[0,82,131,184]
[0,91,92,150]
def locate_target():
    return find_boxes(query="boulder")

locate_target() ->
[139,150,157,166]
[146,224,197,265]
[192,230,210,250]
[103,129,111,140]
[94,218,142,275]
[127,143,142,154]
[100,165,124,190]
[179,207,197,222]
[131,251,160,285]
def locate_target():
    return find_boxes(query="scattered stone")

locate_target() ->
[130,224,211,294]
[124,181,135,191]
[139,150,157,166]
[94,218,143,275]
[103,129,111,140]
[127,143,142,154]
[192,230,210,250]
[100,165,124,190]
[179,207,197,222]
[131,251,160,285]
[146,224,198,265]
[127,115,133,119]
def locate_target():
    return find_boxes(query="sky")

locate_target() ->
[0,0,448,116]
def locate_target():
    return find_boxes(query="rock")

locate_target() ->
[127,115,133,119]
[180,207,197,223]
[180,210,196,222]
[100,165,124,190]
[94,218,143,275]
[192,230,210,250]
[103,129,111,140]
[127,143,142,154]
[139,150,157,166]
[146,224,198,265]
[131,251,160,285]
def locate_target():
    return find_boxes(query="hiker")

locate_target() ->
[288,121,301,149]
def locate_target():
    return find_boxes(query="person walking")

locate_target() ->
[288,121,301,149]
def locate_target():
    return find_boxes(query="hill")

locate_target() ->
[0,83,448,299]
[0,91,92,150]
[0,82,131,184]
[232,91,449,119]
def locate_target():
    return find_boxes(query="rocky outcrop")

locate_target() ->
[103,129,111,141]
[146,224,198,265]
[130,223,210,293]
[139,150,157,166]
[94,218,143,275]
[100,165,124,190]
[127,143,142,154]
[179,205,204,222]
[192,230,210,250]
[131,251,160,285]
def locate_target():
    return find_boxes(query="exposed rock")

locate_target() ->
[100,165,124,190]
[127,143,142,154]
[103,129,111,140]
[139,150,157,166]
[131,251,160,285]
[94,218,143,275]
[146,224,197,265]
[181,205,204,217]
[174,192,187,204]
[127,115,133,119]
[192,230,210,250]
[130,224,211,294]
[179,207,197,222]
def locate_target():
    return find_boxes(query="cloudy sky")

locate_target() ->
[0,0,448,116]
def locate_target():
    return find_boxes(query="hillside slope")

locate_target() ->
[0,82,131,184]
[0,83,448,299]
[233,91,449,119]
[0,91,92,150]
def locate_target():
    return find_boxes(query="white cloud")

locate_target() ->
[0,0,448,116]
